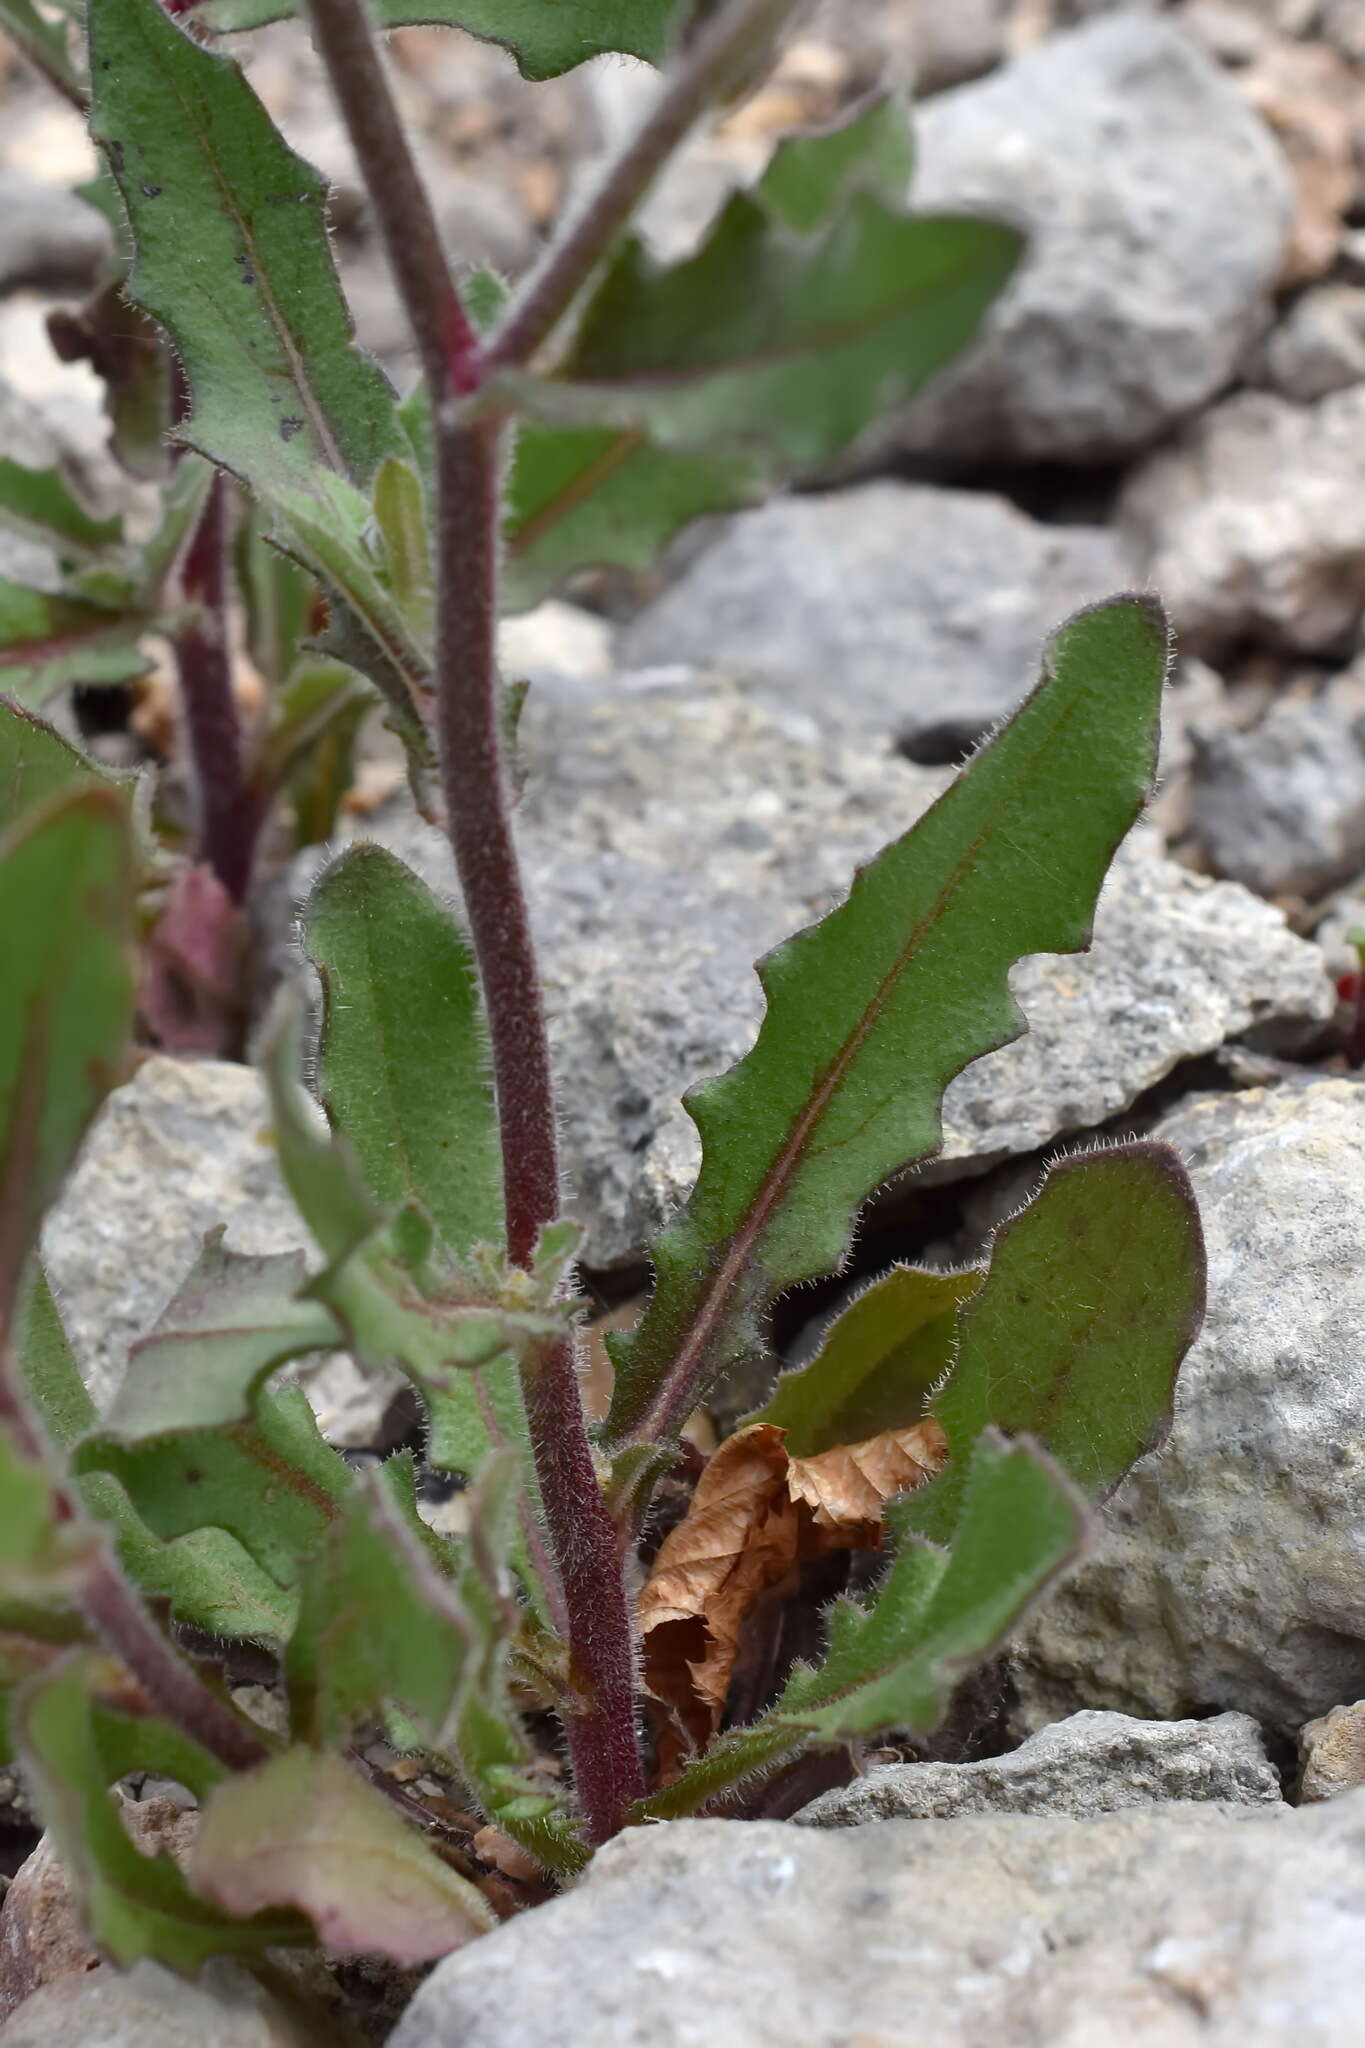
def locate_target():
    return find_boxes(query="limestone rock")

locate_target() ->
[794,1709,1281,1826]
[1119,386,1365,656]
[1190,688,1365,898]
[1014,1078,1365,1734]
[0,173,110,295]
[892,13,1293,462]
[0,1960,309,2046]
[1253,282,1365,403]
[1300,1700,1365,1803]
[618,483,1131,757]
[390,1798,1365,2047]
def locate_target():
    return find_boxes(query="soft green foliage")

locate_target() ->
[0,462,123,562]
[87,0,400,498]
[192,1745,493,1961]
[0,583,152,705]
[16,1656,306,1970]
[606,596,1171,1451]
[641,1432,1085,1818]
[186,0,686,78]
[905,1145,1206,1546]
[749,1266,982,1456]
[0,787,135,1312]
[0,700,126,835]
[306,844,503,1257]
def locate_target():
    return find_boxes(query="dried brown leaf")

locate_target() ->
[639,1418,947,1777]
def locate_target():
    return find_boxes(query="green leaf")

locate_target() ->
[0,461,123,564]
[0,1431,99,1606]
[87,0,400,498]
[503,194,1021,474]
[0,787,135,1322]
[261,662,373,849]
[641,1431,1085,1819]
[236,501,314,684]
[0,700,120,837]
[105,1234,343,1438]
[0,581,151,706]
[0,0,83,100]
[748,1265,982,1456]
[192,1746,493,1963]
[503,423,763,614]
[605,596,1170,1453]
[305,845,503,1260]
[14,1261,295,1643]
[372,457,433,632]
[905,1144,1205,1546]
[17,1655,308,1970]
[259,989,384,1268]
[75,1385,352,1590]
[186,0,687,79]
[756,92,914,235]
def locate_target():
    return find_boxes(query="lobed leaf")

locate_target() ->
[14,1262,295,1642]
[641,1431,1085,1818]
[184,0,687,79]
[0,581,151,706]
[904,1144,1206,1547]
[605,597,1170,1455]
[17,1655,307,1970]
[502,193,1021,475]
[193,1745,494,1963]
[748,1265,981,1456]
[87,0,400,499]
[0,786,135,1324]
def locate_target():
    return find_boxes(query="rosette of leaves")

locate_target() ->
[0,0,1205,2008]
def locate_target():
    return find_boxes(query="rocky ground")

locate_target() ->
[5,0,1365,2042]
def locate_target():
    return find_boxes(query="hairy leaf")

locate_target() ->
[503,194,1020,473]
[606,597,1169,1454]
[502,423,762,614]
[106,1235,343,1438]
[17,1656,307,1969]
[76,1385,352,1589]
[0,700,123,836]
[0,582,151,705]
[305,845,503,1259]
[186,0,686,79]
[193,1746,494,1962]
[749,1266,981,1456]
[236,502,314,684]
[905,1144,1205,1546]
[0,787,134,1322]
[87,0,399,497]
[0,1432,99,1606]
[14,1262,295,1642]
[641,1431,1085,1818]
[0,461,123,564]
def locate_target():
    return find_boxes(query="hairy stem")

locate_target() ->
[484,0,806,375]
[302,0,644,1842]
[175,472,260,904]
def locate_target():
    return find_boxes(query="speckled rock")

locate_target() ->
[1014,1078,1365,1734]
[1119,386,1365,655]
[1300,1701,1365,1803]
[1252,282,1365,403]
[390,1798,1365,2048]
[794,1710,1281,1827]
[339,674,1333,1267]
[0,1960,309,2047]
[618,482,1131,756]
[891,13,1294,462]
[1190,689,1365,898]
[40,1058,396,1442]
[0,173,110,294]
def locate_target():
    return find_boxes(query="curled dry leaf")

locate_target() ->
[639,1418,946,1777]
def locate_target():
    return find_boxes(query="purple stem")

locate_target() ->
[175,472,261,904]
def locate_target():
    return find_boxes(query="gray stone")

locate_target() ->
[888,13,1293,464]
[40,1057,398,1442]
[391,1797,1365,2048]
[618,483,1132,756]
[1300,1700,1365,1803]
[794,1710,1281,1826]
[0,173,110,295]
[1119,386,1365,656]
[1254,283,1365,403]
[1191,689,1365,898]
[0,1960,308,2046]
[341,675,1333,1267]
[1014,1078,1365,1735]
